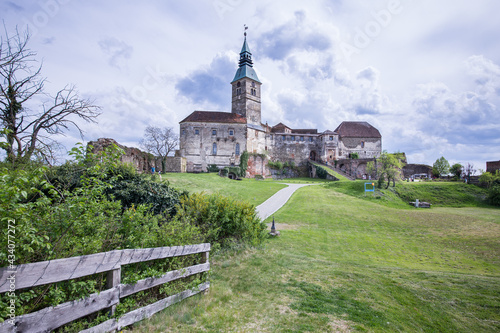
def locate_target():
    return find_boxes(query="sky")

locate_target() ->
[1,0,499,169]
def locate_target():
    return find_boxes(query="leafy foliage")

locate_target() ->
[239,151,249,177]
[480,171,500,206]
[0,142,264,325]
[107,178,184,216]
[207,164,219,173]
[175,192,266,247]
[373,152,405,188]
[450,163,463,179]
[315,165,328,179]
[432,156,450,178]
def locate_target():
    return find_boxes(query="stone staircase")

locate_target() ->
[311,160,356,181]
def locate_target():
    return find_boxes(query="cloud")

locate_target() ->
[175,53,236,109]
[258,11,332,61]
[465,55,500,96]
[98,37,133,69]
[1,1,23,12]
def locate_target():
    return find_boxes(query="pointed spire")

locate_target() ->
[232,26,261,83]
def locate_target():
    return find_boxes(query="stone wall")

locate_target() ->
[337,158,377,179]
[179,122,247,172]
[338,137,381,159]
[269,134,318,166]
[486,160,500,173]
[403,164,432,178]
[88,138,157,173]
[164,156,187,173]
[246,154,271,178]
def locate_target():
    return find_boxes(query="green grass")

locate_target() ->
[125,178,500,332]
[163,172,288,206]
[309,161,351,181]
[326,180,490,209]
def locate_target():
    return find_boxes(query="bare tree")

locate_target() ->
[0,27,100,165]
[139,126,179,171]
[464,162,476,184]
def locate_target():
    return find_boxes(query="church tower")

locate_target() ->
[231,33,262,126]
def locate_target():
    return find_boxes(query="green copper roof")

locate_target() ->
[240,38,251,54]
[231,37,261,83]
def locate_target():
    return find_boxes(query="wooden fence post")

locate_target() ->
[106,267,121,316]
[201,251,209,264]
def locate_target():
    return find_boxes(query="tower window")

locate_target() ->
[236,87,242,95]
[212,143,217,155]
[237,81,241,87]
[235,143,240,155]
[252,81,255,88]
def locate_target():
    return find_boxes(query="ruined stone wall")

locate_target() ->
[403,164,432,178]
[336,158,377,179]
[486,161,500,173]
[246,127,268,154]
[338,137,381,159]
[269,134,320,166]
[179,122,247,172]
[246,154,271,178]
[88,138,157,173]
[164,157,187,173]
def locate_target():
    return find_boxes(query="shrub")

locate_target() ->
[239,151,249,177]
[106,177,185,216]
[207,164,219,173]
[175,192,266,247]
[488,184,500,206]
[268,161,284,171]
[315,165,328,179]
[0,164,201,322]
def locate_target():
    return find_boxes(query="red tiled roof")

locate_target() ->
[334,121,381,138]
[180,111,247,124]
[271,122,292,132]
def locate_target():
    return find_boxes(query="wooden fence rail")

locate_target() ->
[0,243,210,333]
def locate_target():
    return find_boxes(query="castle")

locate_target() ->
[179,34,382,177]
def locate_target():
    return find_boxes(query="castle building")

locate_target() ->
[179,34,382,176]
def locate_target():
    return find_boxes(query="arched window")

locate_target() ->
[212,143,217,155]
[235,143,240,155]
[237,81,241,87]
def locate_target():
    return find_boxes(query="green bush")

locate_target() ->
[106,177,185,216]
[175,192,266,247]
[207,164,219,173]
[268,161,284,171]
[315,165,328,179]
[239,151,249,177]
[488,184,500,206]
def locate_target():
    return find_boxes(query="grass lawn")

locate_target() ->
[126,180,500,332]
[163,172,289,206]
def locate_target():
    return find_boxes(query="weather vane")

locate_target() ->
[244,24,248,37]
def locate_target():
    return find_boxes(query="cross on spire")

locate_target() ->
[244,24,248,37]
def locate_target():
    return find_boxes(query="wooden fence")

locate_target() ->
[0,243,210,333]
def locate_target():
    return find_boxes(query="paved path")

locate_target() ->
[256,183,313,221]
